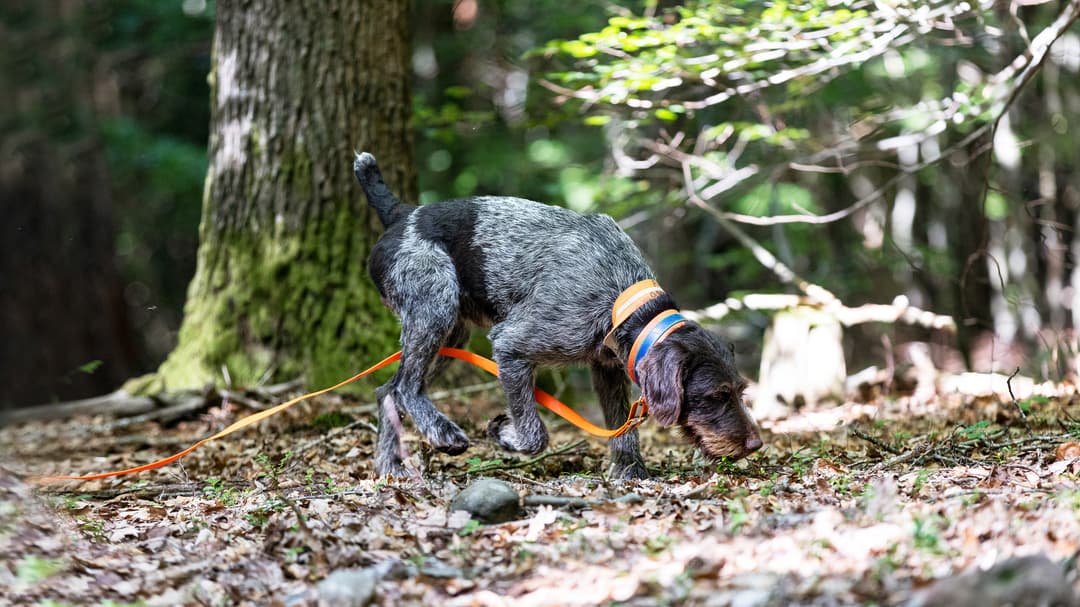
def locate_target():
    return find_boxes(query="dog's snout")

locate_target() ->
[745,433,763,453]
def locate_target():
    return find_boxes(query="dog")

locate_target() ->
[353,152,762,478]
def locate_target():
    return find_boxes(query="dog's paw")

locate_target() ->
[428,418,470,455]
[375,454,413,479]
[487,414,548,454]
[608,459,649,481]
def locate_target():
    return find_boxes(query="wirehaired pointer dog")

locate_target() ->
[353,153,762,478]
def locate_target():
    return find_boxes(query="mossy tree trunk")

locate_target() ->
[147,0,412,394]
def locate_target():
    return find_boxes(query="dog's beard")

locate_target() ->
[680,423,753,462]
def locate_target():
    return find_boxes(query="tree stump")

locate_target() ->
[754,306,846,418]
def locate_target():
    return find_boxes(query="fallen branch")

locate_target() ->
[850,427,902,455]
[522,492,643,509]
[101,393,207,431]
[683,292,956,332]
[1,379,304,427]
[866,441,935,474]
[0,389,159,425]
[38,483,202,499]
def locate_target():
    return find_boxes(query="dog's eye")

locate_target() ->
[710,382,746,402]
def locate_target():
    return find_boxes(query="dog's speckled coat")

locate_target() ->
[354,152,761,478]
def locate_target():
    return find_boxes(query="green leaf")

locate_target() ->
[984,191,1009,220]
[654,108,678,121]
[78,360,103,374]
[458,519,482,536]
[560,40,597,58]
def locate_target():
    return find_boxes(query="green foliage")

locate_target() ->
[458,519,482,536]
[413,0,621,213]
[912,515,945,554]
[254,451,293,485]
[203,478,240,506]
[911,469,930,496]
[957,420,992,440]
[725,498,751,533]
[78,517,107,543]
[76,360,103,375]
[16,555,64,584]
[311,412,354,431]
[465,456,505,474]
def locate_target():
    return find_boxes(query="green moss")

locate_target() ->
[155,200,400,397]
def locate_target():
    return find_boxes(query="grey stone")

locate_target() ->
[318,568,378,607]
[913,554,1076,607]
[450,478,522,523]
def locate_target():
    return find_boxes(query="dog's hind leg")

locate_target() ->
[592,362,648,479]
[424,320,469,384]
[374,249,470,476]
[374,383,409,477]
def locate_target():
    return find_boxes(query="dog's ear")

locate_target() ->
[636,342,685,427]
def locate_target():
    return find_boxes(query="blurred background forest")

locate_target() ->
[2,0,1079,409]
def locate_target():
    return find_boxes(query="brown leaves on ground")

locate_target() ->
[2,381,1080,606]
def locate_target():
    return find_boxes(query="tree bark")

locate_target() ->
[0,1,142,410]
[148,0,413,393]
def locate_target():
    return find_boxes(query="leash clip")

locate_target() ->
[614,398,650,437]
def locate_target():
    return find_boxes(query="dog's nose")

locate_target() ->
[745,433,763,453]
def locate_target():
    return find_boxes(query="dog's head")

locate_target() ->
[635,324,762,461]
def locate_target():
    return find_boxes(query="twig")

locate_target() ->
[682,292,955,332]
[866,441,934,474]
[684,175,837,305]
[850,427,902,455]
[38,483,202,499]
[1007,367,1028,421]
[522,492,643,509]
[448,440,588,478]
[293,380,502,455]
[293,417,379,455]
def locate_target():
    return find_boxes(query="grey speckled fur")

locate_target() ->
[353,152,761,478]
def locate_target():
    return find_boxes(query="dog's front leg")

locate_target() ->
[487,356,549,454]
[592,362,649,479]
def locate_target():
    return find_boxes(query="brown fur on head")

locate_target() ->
[635,324,762,461]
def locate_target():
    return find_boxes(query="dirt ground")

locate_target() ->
[2,372,1080,606]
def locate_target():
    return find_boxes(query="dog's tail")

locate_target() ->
[353,152,404,228]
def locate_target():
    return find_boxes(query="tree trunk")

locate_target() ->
[147,0,413,394]
[0,1,142,409]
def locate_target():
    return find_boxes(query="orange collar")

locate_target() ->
[604,280,687,383]
[604,279,664,350]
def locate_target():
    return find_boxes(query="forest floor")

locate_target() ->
[2,370,1080,606]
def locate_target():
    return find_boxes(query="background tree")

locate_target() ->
[1,1,145,408]
[6,0,1080,411]
[533,0,1080,380]
[144,0,414,393]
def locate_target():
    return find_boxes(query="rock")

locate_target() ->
[318,568,378,607]
[417,557,463,579]
[450,478,521,523]
[913,554,1076,607]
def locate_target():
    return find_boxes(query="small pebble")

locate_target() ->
[450,478,522,523]
[317,568,377,607]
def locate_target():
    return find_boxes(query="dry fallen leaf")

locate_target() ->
[1054,441,1080,461]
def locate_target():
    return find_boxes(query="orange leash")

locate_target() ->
[34,348,647,483]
